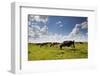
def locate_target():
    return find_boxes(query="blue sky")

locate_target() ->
[28,15,88,43]
[47,16,87,35]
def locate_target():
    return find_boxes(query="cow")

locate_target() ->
[35,43,41,46]
[40,43,48,47]
[79,42,83,44]
[50,42,59,47]
[60,40,75,49]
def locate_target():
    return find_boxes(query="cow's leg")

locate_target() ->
[50,44,51,47]
[60,45,62,50]
[53,44,55,47]
[40,45,42,47]
[46,44,48,47]
[73,43,75,48]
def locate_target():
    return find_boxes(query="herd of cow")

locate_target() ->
[35,40,77,49]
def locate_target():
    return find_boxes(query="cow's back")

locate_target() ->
[63,41,72,44]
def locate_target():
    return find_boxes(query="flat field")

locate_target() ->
[28,42,88,61]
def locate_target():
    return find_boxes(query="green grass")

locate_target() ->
[28,42,88,61]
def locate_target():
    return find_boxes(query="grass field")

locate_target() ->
[28,42,88,61]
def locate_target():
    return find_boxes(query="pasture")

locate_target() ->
[28,42,88,61]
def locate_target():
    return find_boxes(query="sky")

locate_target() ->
[28,14,88,43]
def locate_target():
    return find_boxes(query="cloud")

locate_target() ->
[68,24,81,37]
[28,15,48,40]
[56,21,63,28]
[28,15,88,43]
[67,21,88,42]
[81,21,88,29]
[28,25,48,39]
[56,21,62,24]
[28,15,48,23]
[28,26,41,39]
[29,33,65,43]
[59,25,63,27]
[40,25,48,35]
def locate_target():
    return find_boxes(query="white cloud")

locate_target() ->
[28,15,48,40]
[28,26,41,39]
[67,21,88,42]
[29,32,87,43]
[40,25,48,35]
[56,21,63,28]
[68,24,81,38]
[56,21,62,24]
[39,15,48,23]
[81,21,88,29]
[29,33,65,43]
[34,16,40,22]
[28,25,48,39]
[59,25,63,27]
[28,15,48,23]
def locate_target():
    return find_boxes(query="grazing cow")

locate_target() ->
[35,43,41,46]
[40,43,48,47]
[50,42,59,47]
[60,40,75,49]
[79,42,83,44]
